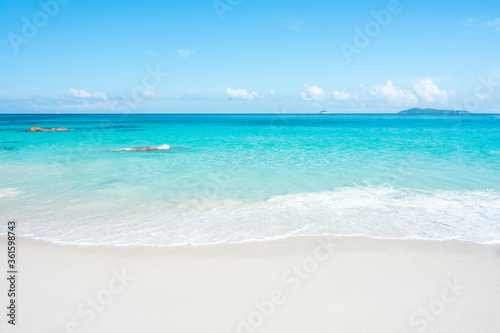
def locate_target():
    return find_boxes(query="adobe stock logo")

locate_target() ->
[60,268,135,333]
[213,0,243,21]
[339,0,404,63]
[7,0,71,54]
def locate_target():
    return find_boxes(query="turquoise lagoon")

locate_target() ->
[0,114,499,245]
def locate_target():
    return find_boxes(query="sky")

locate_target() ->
[0,0,499,113]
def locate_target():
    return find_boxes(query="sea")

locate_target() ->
[0,113,499,246]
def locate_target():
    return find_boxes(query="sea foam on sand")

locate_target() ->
[5,187,500,246]
[0,235,499,333]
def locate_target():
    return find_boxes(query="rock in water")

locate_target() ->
[28,127,68,132]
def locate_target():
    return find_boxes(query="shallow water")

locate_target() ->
[1,114,499,245]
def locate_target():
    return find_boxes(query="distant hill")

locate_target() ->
[398,108,471,115]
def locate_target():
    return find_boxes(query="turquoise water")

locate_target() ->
[1,114,499,245]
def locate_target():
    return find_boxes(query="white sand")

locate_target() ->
[1,236,500,333]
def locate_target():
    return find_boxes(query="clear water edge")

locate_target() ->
[1,114,499,246]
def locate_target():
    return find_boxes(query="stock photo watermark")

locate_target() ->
[5,221,17,326]
[400,278,466,333]
[168,105,290,217]
[235,238,337,333]
[60,268,135,333]
[50,63,167,175]
[113,65,168,113]
[213,0,243,21]
[7,0,71,54]
[453,73,499,112]
[339,0,404,63]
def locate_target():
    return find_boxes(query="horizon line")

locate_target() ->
[1,113,498,116]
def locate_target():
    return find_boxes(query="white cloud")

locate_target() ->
[333,90,351,101]
[144,90,159,98]
[362,80,418,106]
[226,88,260,100]
[70,89,92,98]
[93,92,107,100]
[485,18,500,30]
[269,89,276,96]
[301,84,351,102]
[70,89,107,100]
[300,84,327,101]
[413,79,452,103]
[178,49,196,58]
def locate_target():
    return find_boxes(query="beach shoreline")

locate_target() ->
[1,235,499,333]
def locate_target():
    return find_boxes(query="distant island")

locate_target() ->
[318,110,328,114]
[398,108,471,115]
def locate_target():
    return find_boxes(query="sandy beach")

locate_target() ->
[1,236,499,333]
[2,0,500,331]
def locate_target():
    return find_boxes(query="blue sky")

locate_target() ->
[0,0,499,113]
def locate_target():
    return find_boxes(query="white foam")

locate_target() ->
[0,188,21,198]
[112,144,170,151]
[2,186,499,246]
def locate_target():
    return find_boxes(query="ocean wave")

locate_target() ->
[111,144,170,152]
[1,186,499,246]
[0,188,21,198]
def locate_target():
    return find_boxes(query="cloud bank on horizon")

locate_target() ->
[0,0,499,113]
